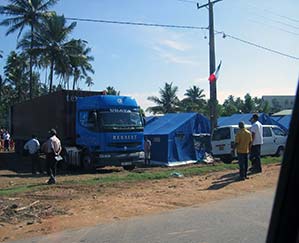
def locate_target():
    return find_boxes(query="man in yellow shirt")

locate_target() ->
[235,122,252,180]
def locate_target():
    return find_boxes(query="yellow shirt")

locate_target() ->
[235,128,252,154]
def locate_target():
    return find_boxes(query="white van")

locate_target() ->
[211,125,287,163]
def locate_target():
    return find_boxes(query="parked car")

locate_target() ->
[211,125,287,163]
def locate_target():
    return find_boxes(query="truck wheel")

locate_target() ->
[123,165,136,171]
[81,155,94,171]
[275,146,284,157]
[221,155,233,164]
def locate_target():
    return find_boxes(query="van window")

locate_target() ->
[234,128,239,135]
[212,127,231,140]
[263,127,272,137]
[273,127,286,136]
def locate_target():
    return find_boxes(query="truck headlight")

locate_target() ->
[138,151,145,159]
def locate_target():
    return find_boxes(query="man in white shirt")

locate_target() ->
[3,130,10,151]
[43,129,61,184]
[249,114,263,173]
[24,135,41,175]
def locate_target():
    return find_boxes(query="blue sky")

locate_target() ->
[0,0,298,112]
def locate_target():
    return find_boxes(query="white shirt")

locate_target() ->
[45,135,61,154]
[251,121,263,145]
[3,132,10,141]
[24,138,40,154]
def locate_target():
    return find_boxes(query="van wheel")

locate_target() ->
[123,165,135,171]
[275,146,284,157]
[221,155,233,164]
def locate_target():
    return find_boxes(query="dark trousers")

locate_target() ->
[238,153,248,179]
[46,153,57,181]
[4,140,9,151]
[250,145,262,172]
[31,153,42,174]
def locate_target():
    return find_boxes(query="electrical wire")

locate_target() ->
[216,30,299,61]
[65,16,299,61]
[65,17,208,30]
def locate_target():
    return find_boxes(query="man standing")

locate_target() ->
[249,114,263,173]
[3,129,10,151]
[44,129,62,184]
[235,122,252,180]
[144,136,152,166]
[24,135,41,175]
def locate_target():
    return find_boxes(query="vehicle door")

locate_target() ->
[211,127,232,156]
[272,126,287,148]
[261,126,274,156]
[76,110,100,149]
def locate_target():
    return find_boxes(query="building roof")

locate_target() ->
[271,109,293,116]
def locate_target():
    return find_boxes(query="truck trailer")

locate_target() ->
[10,90,145,170]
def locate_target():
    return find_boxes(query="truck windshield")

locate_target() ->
[99,112,143,131]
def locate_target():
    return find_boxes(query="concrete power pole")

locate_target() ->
[197,0,222,131]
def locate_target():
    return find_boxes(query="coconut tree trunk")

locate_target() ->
[72,76,76,90]
[29,24,34,99]
[49,57,54,93]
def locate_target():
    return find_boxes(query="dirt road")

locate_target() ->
[0,154,281,242]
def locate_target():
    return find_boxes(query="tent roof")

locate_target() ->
[144,113,197,135]
[217,113,287,132]
[218,113,263,126]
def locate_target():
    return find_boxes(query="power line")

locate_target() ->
[65,17,208,30]
[244,2,299,24]
[247,18,299,37]
[217,31,299,61]
[65,16,299,61]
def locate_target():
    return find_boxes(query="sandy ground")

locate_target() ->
[0,153,281,242]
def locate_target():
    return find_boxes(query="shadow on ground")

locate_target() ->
[205,171,240,190]
[0,152,126,178]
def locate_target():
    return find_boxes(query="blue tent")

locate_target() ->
[217,113,287,132]
[144,116,159,125]
[144,113,210,166]
[271,115,292,131]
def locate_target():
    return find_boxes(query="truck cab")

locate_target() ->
[74,95,144,170]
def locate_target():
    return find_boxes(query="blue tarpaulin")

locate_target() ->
[144,113,210,166]
[271,115,292,131]
[217,113,287,132]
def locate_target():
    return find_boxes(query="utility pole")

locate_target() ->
[197,0,222,131]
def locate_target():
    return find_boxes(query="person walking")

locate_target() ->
[43,129,62,184]
[144,136,152,166]
[3,130,10,151]
[235,122,252,181]
[24,135,42,175]
[249,114,263,173]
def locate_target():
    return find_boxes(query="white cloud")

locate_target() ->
[152,45,201,65]
[159,39,190,51]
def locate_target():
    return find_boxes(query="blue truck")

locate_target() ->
[11,90,145,170]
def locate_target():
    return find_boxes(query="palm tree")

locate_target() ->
[85,76,94,90]
[68,39,94,90]
[19,13,77,92]
[180,85,206,112]
[4,51,29,102]
[0,0,58,99]
[106,86,120,95]
[147,82,179,114]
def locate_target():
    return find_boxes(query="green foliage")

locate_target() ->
[179,85,206,113]
[146,82,180,114]
[106,86,120,95]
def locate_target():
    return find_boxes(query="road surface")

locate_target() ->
[10,189,275,243]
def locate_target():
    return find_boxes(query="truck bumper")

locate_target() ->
[92,151,145,167]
